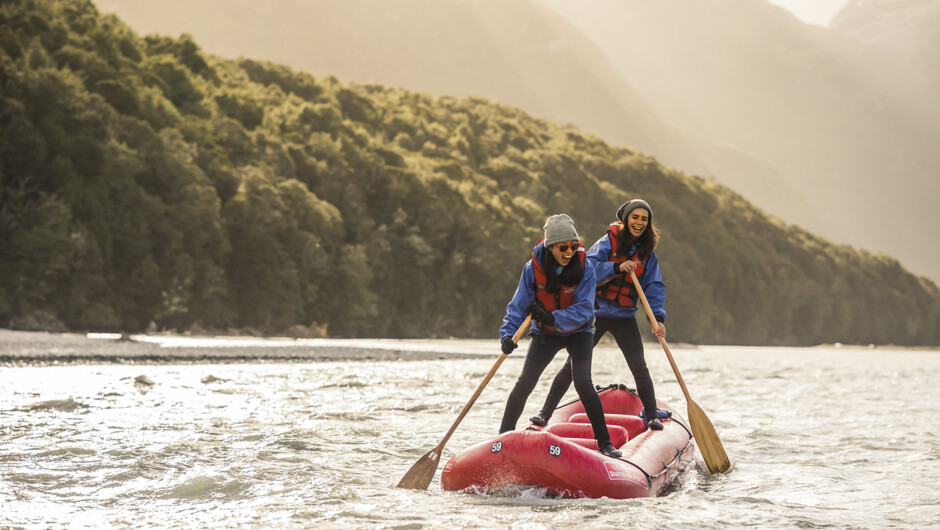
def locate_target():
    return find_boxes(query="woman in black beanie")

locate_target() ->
[531,200,668,431]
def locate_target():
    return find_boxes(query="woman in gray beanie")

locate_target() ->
[532,200,669,431]
[497,214,622,458]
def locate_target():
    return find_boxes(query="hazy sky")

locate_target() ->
[767,0,852,26]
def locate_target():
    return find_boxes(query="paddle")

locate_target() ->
[396,314,534,490]
[631,272,731,474]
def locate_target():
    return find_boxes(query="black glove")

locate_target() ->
[541,309,555,327]
[525,303,540,320]
[525,303,556,327]
[500,336,518,354]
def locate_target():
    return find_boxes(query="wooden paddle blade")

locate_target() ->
[396,448,442,490]
[687,399,731,474]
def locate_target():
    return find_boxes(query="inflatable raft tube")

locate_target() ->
[441,385,695,498]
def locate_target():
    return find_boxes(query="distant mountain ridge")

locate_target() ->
[831,0,940,78]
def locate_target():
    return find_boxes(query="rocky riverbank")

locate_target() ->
[0,329,494,365]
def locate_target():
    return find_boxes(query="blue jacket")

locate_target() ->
[587,234,666,322]
[499,242,597,339]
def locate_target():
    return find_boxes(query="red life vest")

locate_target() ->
[531,239,586,332]
[596,223,645,308]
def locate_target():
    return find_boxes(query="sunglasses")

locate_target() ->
[554,242,581,253]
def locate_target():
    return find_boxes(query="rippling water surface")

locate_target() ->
[1,335,938,528]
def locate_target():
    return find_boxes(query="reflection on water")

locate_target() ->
[1,339,938,528]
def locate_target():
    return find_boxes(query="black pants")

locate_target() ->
[538,316,658,421]
[499,331,612,445]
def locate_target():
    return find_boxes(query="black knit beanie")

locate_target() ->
[616,199,653,224]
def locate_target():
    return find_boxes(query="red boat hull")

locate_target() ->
[440,386,695,498]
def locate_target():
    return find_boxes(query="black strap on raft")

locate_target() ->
[648,444,691,481]
[552,383,636,412]
[619,458,654,489]
[594,383,637,394]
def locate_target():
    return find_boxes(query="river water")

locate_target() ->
[1,332,938,528]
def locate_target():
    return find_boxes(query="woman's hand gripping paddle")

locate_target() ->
[631,272,731,474]
[396,314,534,490]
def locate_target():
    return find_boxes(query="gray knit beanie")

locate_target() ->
[616,199,653,224]
[543,214,579,246]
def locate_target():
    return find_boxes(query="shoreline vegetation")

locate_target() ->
[2,0,939,346]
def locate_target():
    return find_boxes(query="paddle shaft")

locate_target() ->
[630,272,693,401]
[432,314,533,453]
[629,272,692,403]
[630,271,731,474]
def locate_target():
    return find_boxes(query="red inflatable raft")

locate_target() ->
[440,385,695,498]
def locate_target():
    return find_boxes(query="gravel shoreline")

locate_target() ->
[8,329,927,366]
[0,329,494,365]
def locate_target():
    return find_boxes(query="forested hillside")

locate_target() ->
[91,0,940,284]
[1,0,938,345]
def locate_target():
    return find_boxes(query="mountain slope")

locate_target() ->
[537,0,940,284]
[831,0,940,79]
[94,0,940,284]
[92,0,821,241]
[2,0,938,344]
[91,0,702,169]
